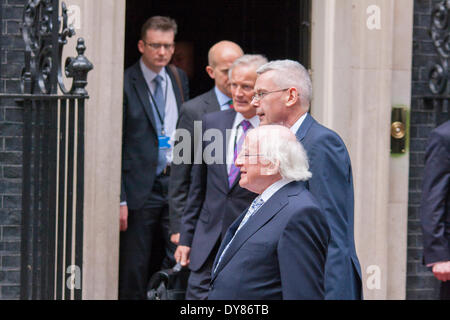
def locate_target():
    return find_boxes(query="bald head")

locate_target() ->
[206,41,244,97]
[208,41,243,67]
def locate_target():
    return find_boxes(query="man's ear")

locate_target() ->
[138,40,145,55]
[286,87,299,107]
[206,66,215,79]
[261,159,280,176]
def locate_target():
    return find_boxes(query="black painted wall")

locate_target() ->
[0,0,26,300]
[406,0,449,300]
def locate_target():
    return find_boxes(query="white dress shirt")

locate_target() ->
[140,59,178,164]
[289,112,308,134]
[214,86,233,111]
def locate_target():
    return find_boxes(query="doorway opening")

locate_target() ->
[125,0,311,98]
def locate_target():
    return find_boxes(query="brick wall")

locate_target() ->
[0,0,26,300]
[406,0,449,300]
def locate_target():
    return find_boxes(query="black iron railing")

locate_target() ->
[422,0,450,125]
[0,0,92,300]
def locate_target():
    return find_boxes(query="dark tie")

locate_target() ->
[153,75,165,119]
[227,99,234,109]
[228,120,252,187]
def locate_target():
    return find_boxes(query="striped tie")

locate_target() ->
[228,120,252,187]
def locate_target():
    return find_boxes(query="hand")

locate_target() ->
[170,233,180,245]
[174,245,191,267]
[432,261,450,282]
[120,205,128,232]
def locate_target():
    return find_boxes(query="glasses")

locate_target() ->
[241,154,263,157]
[252,88,289,102]
[143,41,175,50]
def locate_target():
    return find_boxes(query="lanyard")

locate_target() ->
[145,74,169,135]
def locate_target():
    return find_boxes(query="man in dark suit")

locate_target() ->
[169,41,243,244]
[420,120,450,300]
[251,60,362,299]
[174,55,268,299]
[209,125,330,299]
[119,16,189,300]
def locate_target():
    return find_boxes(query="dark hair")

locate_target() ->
[140,16,178,40]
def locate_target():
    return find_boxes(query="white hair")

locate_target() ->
[228,54,268,78]
[247,125,312,181]
[256,59,312,108]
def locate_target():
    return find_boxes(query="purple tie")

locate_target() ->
[228,120,252,187]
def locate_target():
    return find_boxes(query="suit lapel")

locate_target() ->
[295,113,315,142]
[211,209,247,275]
[217,109,237,187]
[212,183,299,280]
[203,88,221,113]
[131,63,158,135]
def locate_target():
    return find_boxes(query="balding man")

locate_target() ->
[251,60,362,299]
[169,41,243,244]
[209,125,330,299]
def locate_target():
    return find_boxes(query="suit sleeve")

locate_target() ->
[307,133,352,257]
[420,129,450,265]
[278,205,330,299]
[120,87,128,203]
[178,116,208,246]
[168,103,196,234]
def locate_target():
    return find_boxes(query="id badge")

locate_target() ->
[158,135,171,150]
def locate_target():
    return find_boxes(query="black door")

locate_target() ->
[125,0,311,98]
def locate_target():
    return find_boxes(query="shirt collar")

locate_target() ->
[289,112,308,134]
[140,58,167,85]
[214,86,232,107]
[233,111,260,129]
[259,178,294,203]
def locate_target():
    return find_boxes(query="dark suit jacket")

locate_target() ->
[179,109,258,272]
[296,114,362,299]
[121,61,189,210]
[208,181,330,300]
[169,88,222,233]
[420,120,450,265]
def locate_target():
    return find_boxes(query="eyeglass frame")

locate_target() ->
[142,41,175,50]
[251,88,290,102]
[239,154,264,158]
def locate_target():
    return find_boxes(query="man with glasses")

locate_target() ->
[251,60,362,300]
[174,55,267,299]
[119,16,189,299]
[208,125,330,299]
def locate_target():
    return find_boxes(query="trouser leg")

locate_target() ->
[440,281,450,300]
[119,206,160,300]
[185,240,219,300]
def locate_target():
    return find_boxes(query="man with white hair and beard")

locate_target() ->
[208,125,330,300]
[175,54,267,300]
